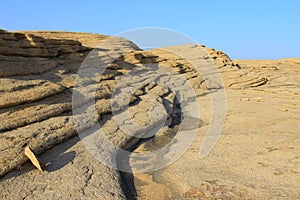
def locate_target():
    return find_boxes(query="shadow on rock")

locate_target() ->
[46,151,76,172]
[0,136,79,182]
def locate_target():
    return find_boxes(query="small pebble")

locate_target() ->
[240,98,249,101]
[251,97,263,101]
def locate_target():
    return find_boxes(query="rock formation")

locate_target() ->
[0,30,299,199]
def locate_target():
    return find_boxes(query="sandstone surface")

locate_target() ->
[0,30,299,199]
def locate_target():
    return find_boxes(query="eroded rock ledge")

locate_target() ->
[1,30,299,199]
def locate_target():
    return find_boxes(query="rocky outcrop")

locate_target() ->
[0,30,142,199]
[0,30,299,200]
[130,54,300,199]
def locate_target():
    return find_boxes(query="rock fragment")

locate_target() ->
[24,146,46,172]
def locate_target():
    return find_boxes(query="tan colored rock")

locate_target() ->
[131,49,300,199]
[24,146,46,172]
[0,30,299,200]
[0,31,139,199]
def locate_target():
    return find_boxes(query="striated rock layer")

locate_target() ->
[0,30,299,199]
[0,30,141,199]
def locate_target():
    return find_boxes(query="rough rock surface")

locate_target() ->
[0,30,299,200]
[131,50,300,199]
[0,30,141,199]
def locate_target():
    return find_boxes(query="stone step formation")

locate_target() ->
[0,30,299,199]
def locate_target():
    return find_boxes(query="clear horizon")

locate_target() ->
[1,1,299,59]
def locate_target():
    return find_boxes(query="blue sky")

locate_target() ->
[1,1,299,59]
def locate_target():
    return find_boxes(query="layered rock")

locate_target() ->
[0,30,141,199]
[0,30,299,200]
